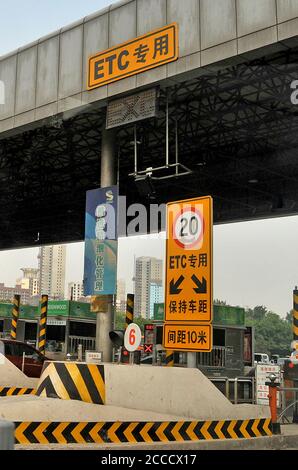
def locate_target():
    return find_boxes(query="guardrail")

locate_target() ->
[68,336,96,355]
[198,346,226,368]
[211,376,255,404]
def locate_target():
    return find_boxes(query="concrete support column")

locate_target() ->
[96,127,117,363]
[187,352,197,368]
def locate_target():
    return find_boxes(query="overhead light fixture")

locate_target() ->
[248,179,258,184]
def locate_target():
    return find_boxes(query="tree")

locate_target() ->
[114,312,151,333]
[245,306,292,356]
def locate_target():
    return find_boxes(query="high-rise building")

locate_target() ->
[17,268,40,297]
[149,282,163,318]
[134,257,163,319]
[116,279,126,313]
[39,245,66,299]
[68,281,84,301]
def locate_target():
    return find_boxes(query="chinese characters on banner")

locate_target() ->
[88,23,178,89]
[256,364,281,406]
[83,186,118,296]
[163,196,213,352]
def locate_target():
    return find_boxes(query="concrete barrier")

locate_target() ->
[0,353,38,389]
[36,361,105,404]
[34,361,269,421]
[0,421,14,450]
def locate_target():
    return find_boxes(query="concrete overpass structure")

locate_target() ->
[1,0,298,248]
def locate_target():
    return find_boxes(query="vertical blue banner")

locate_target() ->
[83,186,118,296]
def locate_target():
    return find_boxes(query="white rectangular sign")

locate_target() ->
[46,319,66,326]
[256,363,281,406]
[85,350,102,364]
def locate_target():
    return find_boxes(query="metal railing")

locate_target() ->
[68,336,96,355]
[277,385,298,424]
[198,346,226,368]
[211,376,255,404]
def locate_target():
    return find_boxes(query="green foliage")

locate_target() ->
[245,306,292,356]
[114,311,151,333]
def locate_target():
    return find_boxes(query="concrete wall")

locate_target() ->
[104,364,270,420]
[0,0,298,134]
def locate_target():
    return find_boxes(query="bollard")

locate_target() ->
[125,294,134,329]
[10,294,20,340]
[265,373,281,435]
[38,295,48,355]
[165,350,174,367]
[0,421,14,450]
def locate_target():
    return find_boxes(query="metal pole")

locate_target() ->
[293,289,298,343]
[95,127,117,363]
[125,294,134,329]
[10,294,20,340]
[175,119,179,175]
[38,295,48,355]
[134,125,138,175]
[166,91,169,168]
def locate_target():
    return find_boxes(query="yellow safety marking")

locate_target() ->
[71,422,87,443]
[65,364,93,403]
[201,421,212,440]
[214,421,226,440]
[7,387,16,396]
[294,294,298,305]
[227,420,238,439]
[40,363,71,400]
[171,421,184,441]
[185,421,198,440]
[39,339,45,348]
[33,422,49,444]
[39,327,46,336]
[108,422,122,443]
[293,325,298,336]
[18,388,27,395]
[155,421,169,441]
[89,422,105,443]
[52,422,69,444]
[239,420,251,439]
[139,422,154,442]
[87,364,106,403]
[263,419,272,436]
[12,320,17,327]
[123,422,139,443]
[15,422,31,444]
[293,309,298,320]
[251,419,261,437]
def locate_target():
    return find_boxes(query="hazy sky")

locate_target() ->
[0,1,298,318]
[0,0,119,56]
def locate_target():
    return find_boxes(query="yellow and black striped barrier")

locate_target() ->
[38,295,48,354]
[10,294,20,340]
[165,350,174,367]
[0,387,36,397]
[36,361,105,405]
[125,294,134,329]
[14,418,272,444]
[293,290,298,341]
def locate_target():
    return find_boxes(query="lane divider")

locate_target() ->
[0,387,36,397]
[14,419,272,444]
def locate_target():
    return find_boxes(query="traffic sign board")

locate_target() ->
[124,323,142,352]
[165,196,213,324]
[163,323,212,352]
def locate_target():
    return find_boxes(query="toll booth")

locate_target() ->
[153,304,253,379]
[0,300,96,356]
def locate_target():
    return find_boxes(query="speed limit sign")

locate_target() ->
[124,323,142,352]
[173,207,204,249]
